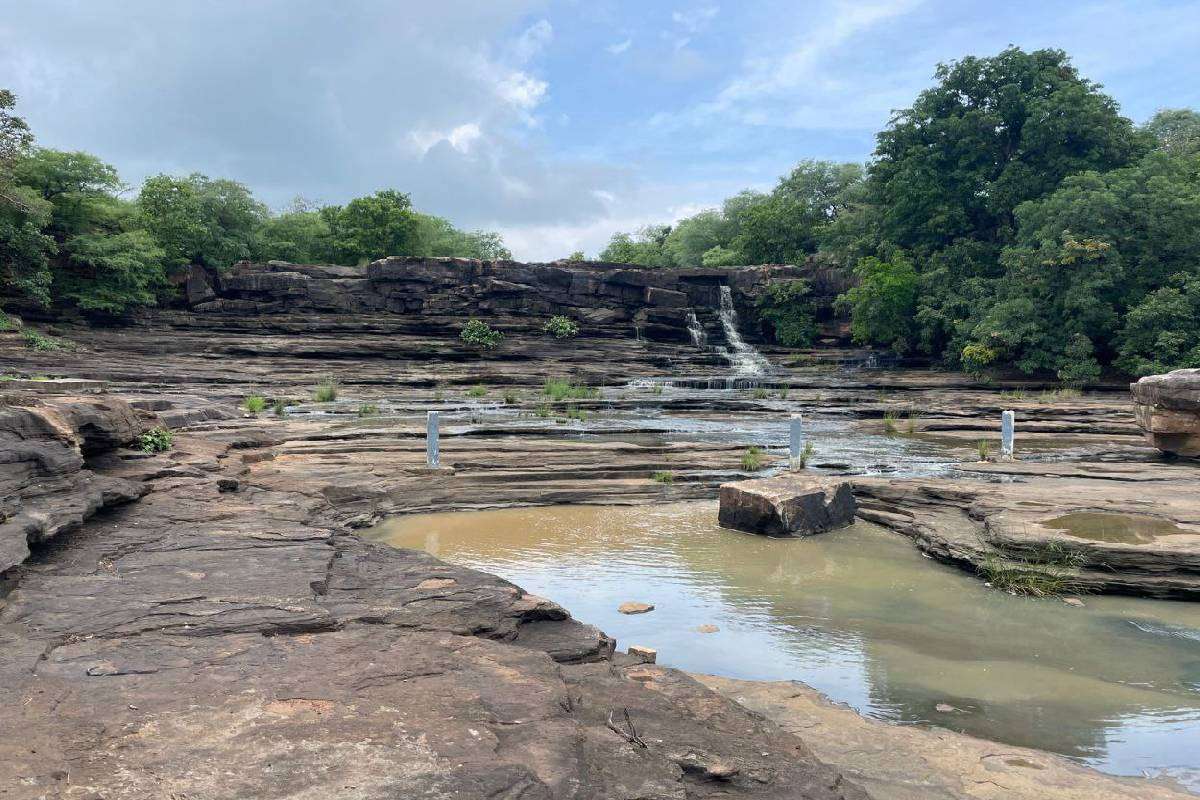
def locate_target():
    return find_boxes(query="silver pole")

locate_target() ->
[426,410,440,468]
[789,414,803,462]
[1001,410,1014,459]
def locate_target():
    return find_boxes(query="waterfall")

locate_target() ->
[685,310,707,349]
[718,285,770,376]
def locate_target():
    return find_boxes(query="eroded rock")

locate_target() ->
[718,475,856,536]
[1132,369,1200,457]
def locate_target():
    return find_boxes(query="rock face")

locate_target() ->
[718,475,856,537]
[0,395,149,572]
[1132,369,1200,457]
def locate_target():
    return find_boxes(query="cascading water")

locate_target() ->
[717,285,770,376]
[685,310,707,349]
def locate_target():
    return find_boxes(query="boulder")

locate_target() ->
[718,475,856,536]
[1131,369,1200,457]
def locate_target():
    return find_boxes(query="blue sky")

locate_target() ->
[2,0,1198,259]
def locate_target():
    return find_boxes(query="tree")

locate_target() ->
[868,47,1148,253]
[755,280,816,346]
[1143,108,1200,155]
[13,149,121,237]
[321,189,420,265]
[598,225,673,266]
[0,89,33,209]
[665,209,737,266]
[836,252,919,353]
[1117,274,1200,376]
[139,173,267,269]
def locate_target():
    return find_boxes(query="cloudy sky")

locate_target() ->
[3,0,1198,260]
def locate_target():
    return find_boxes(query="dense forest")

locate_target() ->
[0,89,510,317]
[4,46,1200,381]
[599,48,1200,380]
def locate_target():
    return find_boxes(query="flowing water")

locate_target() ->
[717,285,771,376]
[367,501,1200,790]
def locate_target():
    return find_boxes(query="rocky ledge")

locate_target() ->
[0,394,865,799]
[1133,368,1200,457]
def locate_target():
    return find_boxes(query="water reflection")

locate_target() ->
[367,501,1200,789]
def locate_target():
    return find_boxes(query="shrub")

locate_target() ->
[544,315,579,339]
[652,470,674,484]
[313,378,339,403]
[0,312,17,331]
[961,343,998,378]
[460,319,503,350]
[543,379,597,401]
[741,445,765,471]
[756,279,816,347]
[466,385,487,398]
[796,441,815,469]
[243,394,266,414]
[357,403,379,417]
[22,330,73,352]
[137,427,174,453]
[976,439,992,461]
[273,398,288,417]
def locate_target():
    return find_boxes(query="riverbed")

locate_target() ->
[367,501,1200,790]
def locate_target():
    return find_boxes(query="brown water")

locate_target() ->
[1044,512,1195,544]
[367,501,1200,790]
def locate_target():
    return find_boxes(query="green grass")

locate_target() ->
[777,387,789,400]
[795,440,815,469]
[313,378,339,403]
[534,403,551,418]
[543,378,598,401]
[243,394,266,414]
[977,542,1088,597]
[882,410,898,434]
[503,390,518,405]
[1038,387,1083,403]
[22,330,73,352]
[565,406,587,422]
[273,398,288,417]
[999,389,1027,401]
[751,388,770,399]
[976,439,992,461]
[651,470,674,484]
[136,427,174,453]
[357,403,379,417]
[0,312,15,331]
[466,384,488,398]
[741,445,766,471]
[649,385,664,396]
[905,411,917,435]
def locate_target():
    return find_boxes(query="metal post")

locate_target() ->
[1001,410,1014,459]
[426,410,440,468]
[789,414,803,463]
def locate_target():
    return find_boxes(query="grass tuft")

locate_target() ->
[466,385,488,398]
[795,440,815,469]
[543,378,597,401]
[357,403,379,417]
[243,394,266,414]
[882,410,898,434]
[313,377,339,403]
[652,470,674,484]
[976,439,992,461]
[741,445,765,471]
[977,542,1088,597]
[273,398,288,417]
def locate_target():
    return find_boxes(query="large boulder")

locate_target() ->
[718,475,856,536]
[1131,369,1200,457]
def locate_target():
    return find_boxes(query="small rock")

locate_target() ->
[216,477,239,493]
[1062,597,1085,608]
[935,703,958,713]
[628,645,657,664]
[618,601,654,615]
[695,624,720,634]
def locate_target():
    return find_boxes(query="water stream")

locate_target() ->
[717,285,771,376]
[368,502,1200,791]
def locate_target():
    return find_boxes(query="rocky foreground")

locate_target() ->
[0,394,867,799]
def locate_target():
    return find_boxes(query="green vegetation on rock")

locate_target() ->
[460,319,503,350]
[137,426,174,453]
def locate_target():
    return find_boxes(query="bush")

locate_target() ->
[273,398,288,417]
[137,427,174,453]
[22,330,73,352]
[652,470,674,484]
[460,319,503,350]
[756,280,816,347]
[466,385,487,398]
[544,315,579,339]
[543,378,597,401]
[741,445,765,471]
[357,403,379,417]
[313,378,339,403]
[961,343,998,378]
[243,394,266,414]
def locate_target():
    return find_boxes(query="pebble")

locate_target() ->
[618,601,654,614]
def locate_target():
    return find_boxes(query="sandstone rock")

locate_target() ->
[619,601,655,614]
[1132,369,1200,457]
[628,645,658,663]
[718,475,856,537]
[696,624,720,634]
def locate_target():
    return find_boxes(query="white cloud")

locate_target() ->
[510,19,553,63]
[672,5,720,33]
[495,71,549,112]
[606,38,633,55]
[408,122,482,157]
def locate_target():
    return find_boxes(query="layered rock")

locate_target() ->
[718,475,856,536]
[0,395,149,572]
[1132,368,1200,457]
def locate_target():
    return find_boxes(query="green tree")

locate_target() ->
[322,189,420,264]
[837,252,919,353]
[755,280,816,346]
[1117,274,1200,376]
[1143,108,1200,155]
[0,90,55,306]
[139,173,267,269]
[598,224,673,267]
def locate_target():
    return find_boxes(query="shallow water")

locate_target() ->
[1044,512,1195,544]
[367,501,1200,790]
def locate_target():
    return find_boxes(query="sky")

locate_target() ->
[2,0,1198,261]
